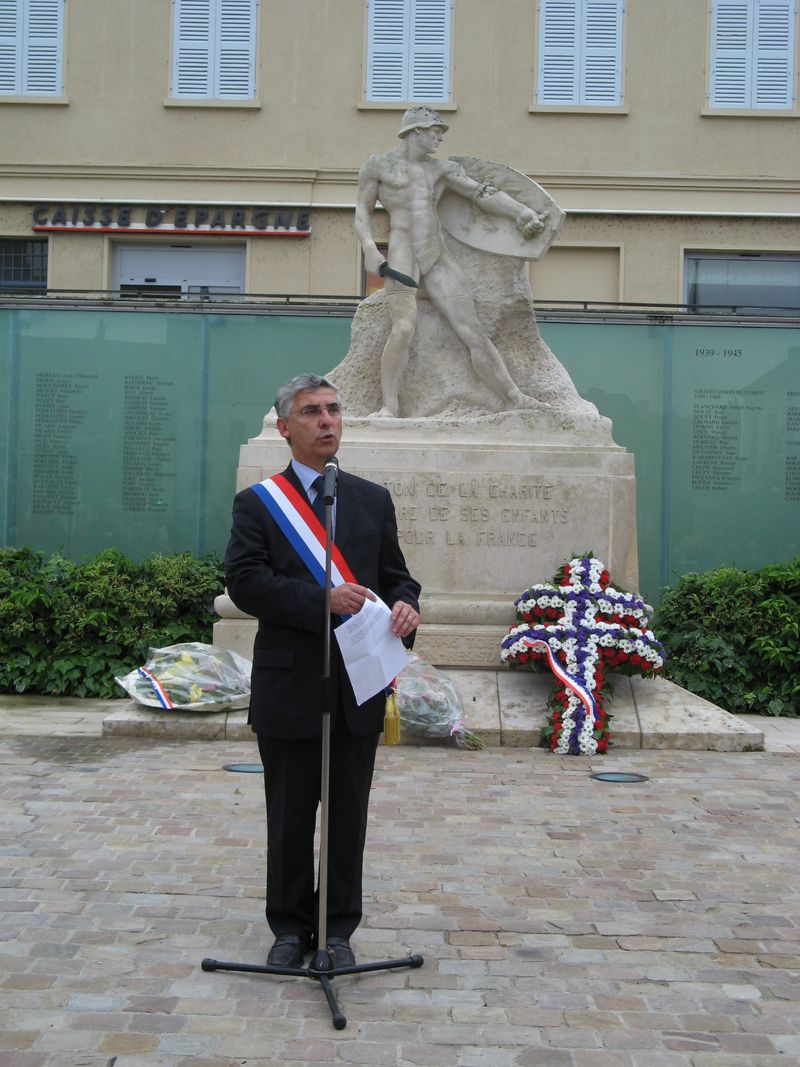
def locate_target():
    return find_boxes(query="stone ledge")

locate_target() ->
[102,703,253,742]
[101,671,764,752]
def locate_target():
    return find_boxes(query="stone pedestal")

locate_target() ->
[213,410,638,669]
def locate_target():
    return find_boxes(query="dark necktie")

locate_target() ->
[310,475,326,526]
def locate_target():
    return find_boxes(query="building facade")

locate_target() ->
[1,0,798,311]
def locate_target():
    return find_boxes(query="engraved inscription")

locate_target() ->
[787,456,800,502]
[32,372,94,515]
[691,387,764,492]
[787,395,800,501]
[385,474,571,549]
[122,375,176,512]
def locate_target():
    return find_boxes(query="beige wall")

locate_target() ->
[531,246,622,306]
[555,214,800,307]
[3,0,798,176]
[2,200,797,306]
[2,203,798,305]
[1,0,798,304]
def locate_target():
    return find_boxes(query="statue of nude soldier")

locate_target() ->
[355,107,550,418]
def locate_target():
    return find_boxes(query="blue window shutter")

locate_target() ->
[538,0,622,106]
[173,0,213,97]
[710,0,794,108]
[366,0,450,102]
[538,0,580,104]
[753,0,794,106]
[581,0,621,105]
[410,0,449,101]
[710,0,753,105]
[172,0,256,99]
[0,0,62,95]
[367,0,407,101]
[0,0,23,93]
[217,0,256,98]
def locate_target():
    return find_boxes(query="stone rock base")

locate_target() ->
[102,672,764,752]
[221,413,639,668]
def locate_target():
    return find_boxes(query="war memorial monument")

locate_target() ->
[208,108,762,752]
[216,108,637,663]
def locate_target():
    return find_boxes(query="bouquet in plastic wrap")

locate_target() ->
[394,653,484,749]
[115,642,251,713]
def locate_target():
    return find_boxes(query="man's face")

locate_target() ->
[277,387,342,471]
[416,125,445,155]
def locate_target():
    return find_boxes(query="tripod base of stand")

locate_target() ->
[201,951,424,1030]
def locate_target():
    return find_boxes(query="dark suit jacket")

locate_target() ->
[224,464,421,739]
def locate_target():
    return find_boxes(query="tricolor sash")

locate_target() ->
[524,638,598,724]
[250,473,357,591]
[137,666,174,709]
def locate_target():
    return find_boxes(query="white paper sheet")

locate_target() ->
[334,593,410,705]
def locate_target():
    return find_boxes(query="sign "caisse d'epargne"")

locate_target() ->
[32,203,311,236]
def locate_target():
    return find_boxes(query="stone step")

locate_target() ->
[101,671,764,752]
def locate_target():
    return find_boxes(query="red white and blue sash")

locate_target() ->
[137,666,174,709]
[524,638,598,724]
[250,473,357,591]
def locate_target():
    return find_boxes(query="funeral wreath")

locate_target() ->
[500,555,665,755]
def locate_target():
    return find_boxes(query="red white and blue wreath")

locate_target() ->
[500,556,665,755]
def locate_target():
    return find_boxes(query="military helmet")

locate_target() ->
[397,106,449,138]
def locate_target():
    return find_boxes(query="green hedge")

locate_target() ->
[655,557,800,717]
[0,547,225,699]
[4,546,798,714]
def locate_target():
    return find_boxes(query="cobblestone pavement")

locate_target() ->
[2,734,799,1067]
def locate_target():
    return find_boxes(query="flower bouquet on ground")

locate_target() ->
[115,642,251,713]
[500,555,665,755]
[394,653,484,749]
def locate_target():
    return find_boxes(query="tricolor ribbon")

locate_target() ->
[250,473,357,597]
[524,638,598,724]
[137,666,174,709]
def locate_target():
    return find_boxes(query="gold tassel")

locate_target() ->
[383,689,400,745]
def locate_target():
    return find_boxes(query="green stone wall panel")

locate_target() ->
[540,321,666,601]
[1,306,798,604]
[664,325,800,581]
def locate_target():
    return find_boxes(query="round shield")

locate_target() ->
[438,156,565,261]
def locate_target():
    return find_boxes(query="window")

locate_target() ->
[365,0,451,103]
[0,0,63,97]
[171,0,257,101]
[113,244,245,301]
[709,0,796,109]
[536,0,623,107]
[685,252,800,314]
[0,238,48,292]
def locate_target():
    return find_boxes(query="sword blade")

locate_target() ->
[378,261,419,289]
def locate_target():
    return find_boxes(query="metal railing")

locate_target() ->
[0,288,798,324]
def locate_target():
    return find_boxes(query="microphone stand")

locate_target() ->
[202,460,423,1029]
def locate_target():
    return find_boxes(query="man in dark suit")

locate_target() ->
[224,373,421,969]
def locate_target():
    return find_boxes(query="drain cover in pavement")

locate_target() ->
[591,771,649,783]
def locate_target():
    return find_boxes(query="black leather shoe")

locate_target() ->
[267,934,309,968]
[327,936,355,967]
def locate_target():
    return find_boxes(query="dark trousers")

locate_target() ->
[257,716,379,941]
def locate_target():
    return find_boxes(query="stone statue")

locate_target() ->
[355,107,550,418]
[329,107,608,432]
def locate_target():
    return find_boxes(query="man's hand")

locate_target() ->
[390,600,420,639]
[516,206,545,239]
[364,248,387,275]
[330,583,376,615]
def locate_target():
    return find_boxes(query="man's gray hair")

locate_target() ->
[274,374,341,420]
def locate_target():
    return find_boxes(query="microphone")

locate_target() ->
[323,456,338,504]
